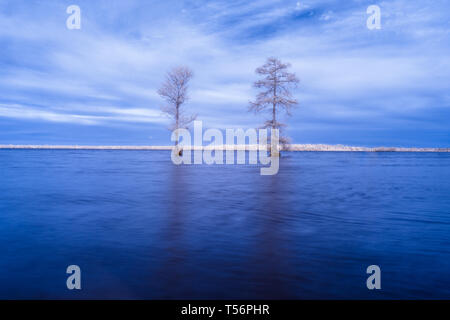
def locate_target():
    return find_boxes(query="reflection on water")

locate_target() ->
[253,172,292,298]
[0,150,449,299]
[160,164,189,298]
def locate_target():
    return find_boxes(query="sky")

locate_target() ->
[0,0,449,147]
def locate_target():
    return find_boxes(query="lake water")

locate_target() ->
[0,150,449,299]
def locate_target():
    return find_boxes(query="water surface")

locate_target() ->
[0,150,449,299]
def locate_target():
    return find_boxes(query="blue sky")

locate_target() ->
[0,0,449,147]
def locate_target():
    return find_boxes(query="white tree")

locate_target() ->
[249,57,299,149]
[158,66,197,148]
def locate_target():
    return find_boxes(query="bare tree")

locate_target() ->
[249,57,299,149]
[158,66,197,148]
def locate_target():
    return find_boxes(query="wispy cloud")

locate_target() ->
[0,103,168,126]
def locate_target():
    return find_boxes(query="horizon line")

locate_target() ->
[1,144,449,152]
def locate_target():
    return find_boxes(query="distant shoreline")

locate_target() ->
[1,144,449,152]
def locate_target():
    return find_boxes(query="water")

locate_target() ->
[0,150,449,299]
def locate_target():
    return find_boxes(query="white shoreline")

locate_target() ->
[0,144,449,152]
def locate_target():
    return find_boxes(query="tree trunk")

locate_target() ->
[271,75,280,158]
[175,102,182,156]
